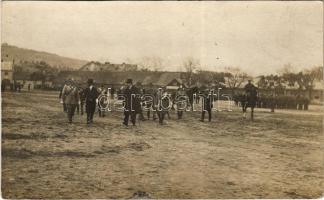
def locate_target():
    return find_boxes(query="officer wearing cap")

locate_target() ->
[123,78,141,126]
[62,79,80,123]
[200,88,213,122]
[244,79,255,95]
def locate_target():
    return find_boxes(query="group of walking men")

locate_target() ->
[59,78,216,126]
[60,79,98,124]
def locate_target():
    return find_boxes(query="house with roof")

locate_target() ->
[311,80,324,101]
[53,71,186,90]
[1,60,14,89]
[79,61,138,72]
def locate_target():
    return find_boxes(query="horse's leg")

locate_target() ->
[242,103,247,118]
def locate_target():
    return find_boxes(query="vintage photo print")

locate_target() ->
[1,1,323,199]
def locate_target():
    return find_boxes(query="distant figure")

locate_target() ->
[13,81,17,92]
[242,81,258,120]
[200,89,213,122]
[17,83,21,92]
[123,79,141,126]
[110,87,115,99]
[1,80,6,92]
[176,85,186,119]
[296,94,303,110]
[136,85,146,121]
[98,84,107,117]
[156,87,171,125]
[84,79,99,124]
[59,81,68,112]
[28,83,31,91]
[268,94,276,113]
[302,96,309,110]
[244,79,255,94]
[62,80,80,123]
[143,88,157,120]
[78,87,86,115]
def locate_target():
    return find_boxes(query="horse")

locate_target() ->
[237,89,258,121]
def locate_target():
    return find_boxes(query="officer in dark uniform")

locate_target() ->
[78,87,86,115]
[176,85,186,119]
[84,79,99,124]
[200,89,213,122]
[123,79,141,126]
[244,79,255,94]
[156,87,171,125]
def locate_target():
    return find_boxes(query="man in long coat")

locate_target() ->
[201,89,213,122]
[123,79,141,126]
[84,79,99,124]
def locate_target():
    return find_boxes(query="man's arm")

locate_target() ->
[61,85,67,98]
[59,88,63,99]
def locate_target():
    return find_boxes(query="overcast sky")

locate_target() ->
[2,1,323,75]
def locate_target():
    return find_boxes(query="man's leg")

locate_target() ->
[147,110,150,120]
[98,105,101,117]
[131,111,136,125]
[159,111,165,124]
[66,104,71,122]
[76,104,79,114]
[201,110,205,122]
[80,102,84,115]
[90,103,96,123]
[157,111,162,124]
[123,111,130,126]
[153,110,157,120]
[70,104,77,122]
[86,103,91,124]
[63,103,67,112]
[208,109,212,122]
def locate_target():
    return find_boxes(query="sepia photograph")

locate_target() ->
[1,1,323,199]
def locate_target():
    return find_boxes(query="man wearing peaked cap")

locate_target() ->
[123,78,141,126]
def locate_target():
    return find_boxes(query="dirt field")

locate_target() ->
[2,90,323,199]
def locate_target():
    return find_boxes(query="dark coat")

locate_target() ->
[84,86,99,104]
[124,85,141,113]
[202,93,214,110]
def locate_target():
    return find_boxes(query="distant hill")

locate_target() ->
[1,43,88,70]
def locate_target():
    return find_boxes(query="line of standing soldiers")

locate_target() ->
[256,94,310,110]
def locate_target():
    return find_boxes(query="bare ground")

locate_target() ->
[1,91,323,199]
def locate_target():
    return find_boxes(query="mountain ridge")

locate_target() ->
[1,43,89,70]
